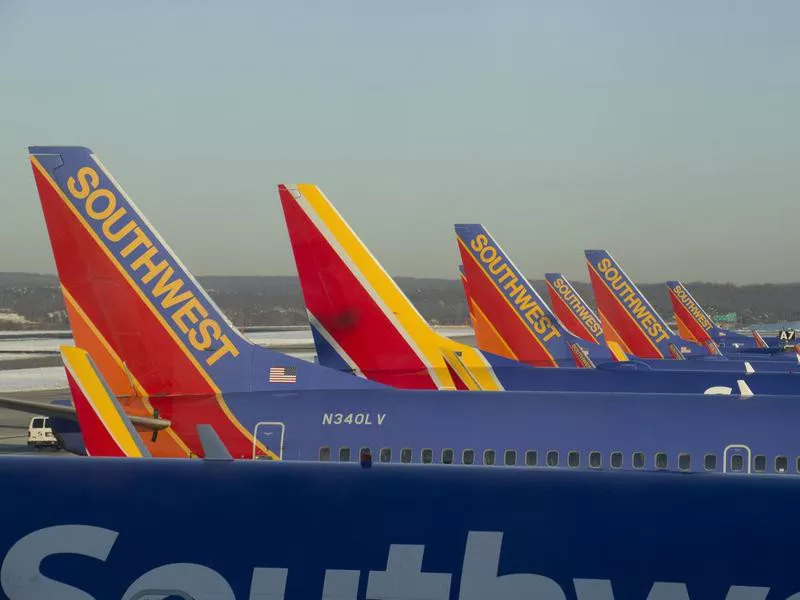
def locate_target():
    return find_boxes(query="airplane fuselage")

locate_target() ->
[54,387,800,473]
[3,457,800,599]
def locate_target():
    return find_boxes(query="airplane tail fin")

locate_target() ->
[30,147,370,390]
[568,342,596,368]
[666,280,757,350]
[30,147,377,460]
[752,330,769,349]
[279,184,499,390]
[585,250,709,359]
[544,273,605,345]
[455,224,600,368]
[666,280,718,344]
[62,346,151,458]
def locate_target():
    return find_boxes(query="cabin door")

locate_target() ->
[723,444,751,474]
[252,421,285,460]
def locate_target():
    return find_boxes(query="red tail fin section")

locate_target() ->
[753,330,769,349]
[458,265,518,360]
[62,346,151,458]
[666,281,716,344]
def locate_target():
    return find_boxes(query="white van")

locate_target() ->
[27,416,59,449]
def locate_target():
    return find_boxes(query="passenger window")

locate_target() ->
[567,451,580,468]
[546,450,559,467]
[400,448,412,464]
[525,450,538,466]
[610,452,622,469]
[421,449,433,464]
[753,455,766,472]
[704,454,717,471]
[776,456,788,473]
[319,447,331,461]
[731,454,744,472]
[589,451,601,469]
[655,452,668,469]
[678,453,691,471]
[504,450,517,466]
[379,448,392,463]
[796,456,800,473]
[632,452,645,469]
[484,450,496,465]
[442,449,454,464]
[462,449,475,465]
[359,447,371,461]
[339,447,351,462]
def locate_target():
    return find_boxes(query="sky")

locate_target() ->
[1,1,798,284]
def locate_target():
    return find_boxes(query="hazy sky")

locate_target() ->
[1,1,798,284]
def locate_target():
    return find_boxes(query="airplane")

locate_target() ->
[23,348,800,598]
[19,145,800,471]
[544,272,605,346]
[44,337,800,477]
[51,320,800,479]
[24,145,390,458]
[455,223,800,382]
[666,279,782,351]
[6,457,800,599]
[280,186,800,393]
[585,249,798,364]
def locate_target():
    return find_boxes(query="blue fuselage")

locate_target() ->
[2,457,800,599]
[56,387,800,473]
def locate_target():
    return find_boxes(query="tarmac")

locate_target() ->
[0,388,70,455]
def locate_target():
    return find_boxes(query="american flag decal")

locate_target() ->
[269,366,297,383]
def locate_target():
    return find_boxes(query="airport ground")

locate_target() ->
[0,389,70,455]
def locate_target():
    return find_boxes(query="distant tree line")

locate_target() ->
[0,272,796,330]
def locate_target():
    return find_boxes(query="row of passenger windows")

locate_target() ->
[319,447,797,473]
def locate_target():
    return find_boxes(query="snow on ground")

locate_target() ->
[245,330,315,347]
[0,330,71,338]
[0,334,318,353]
[0,339,69,353]
[0,367,67,392]
[0,312,30,324]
